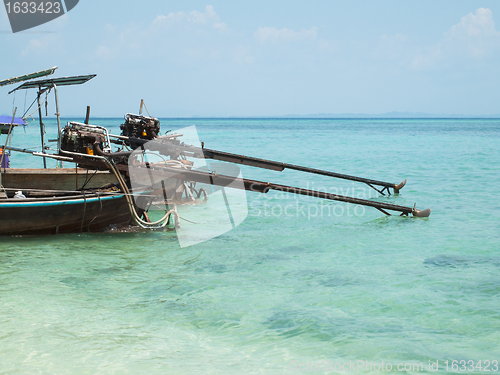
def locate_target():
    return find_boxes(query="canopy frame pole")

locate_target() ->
[37,88,47,168]
[0,109,17,198]
[53,83,63,167]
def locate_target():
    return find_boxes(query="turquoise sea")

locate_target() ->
[1,118,499,374]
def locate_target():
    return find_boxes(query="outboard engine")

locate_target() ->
[120,114,160,148]
[60,123,107,155]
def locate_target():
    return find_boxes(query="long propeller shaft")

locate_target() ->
[115,136,407,195]
[119,163,430,217]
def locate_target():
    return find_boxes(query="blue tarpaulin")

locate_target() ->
[0,116,26,126]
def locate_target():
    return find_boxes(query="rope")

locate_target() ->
[80,169,98,190]
[100,157,175,229]
[21,96,37,119]
[59,149,180,230]
[23,90,27,115]
[177,211,214,225]
[80,191,87,233]
[22,91,50,121]
[142,101,151,117]
[178,216,202,224]
[87,192,102,231]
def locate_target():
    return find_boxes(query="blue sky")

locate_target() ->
[1,1,500,117]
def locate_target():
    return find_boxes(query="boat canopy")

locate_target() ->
[8,74,96,94]
[0,67,58,87]
[0,116,25,126]
[0,116,25,134]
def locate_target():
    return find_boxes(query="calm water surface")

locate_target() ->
[1,118,499,374]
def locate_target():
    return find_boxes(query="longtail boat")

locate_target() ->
[0,68,134,235]
[0,68,430,236]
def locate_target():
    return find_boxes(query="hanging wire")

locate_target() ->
[23,90,27,115]
[12,91,16,114]
[23,89,51,122]
[22,95,38,119]
[142,101,152,117]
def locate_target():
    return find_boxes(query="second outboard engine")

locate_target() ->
[120,114,160,149]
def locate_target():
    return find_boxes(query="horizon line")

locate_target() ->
[17,115,500,120]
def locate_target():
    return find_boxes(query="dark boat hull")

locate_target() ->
[0,193,131,235]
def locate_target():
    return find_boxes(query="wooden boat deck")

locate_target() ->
[1,168,118,191]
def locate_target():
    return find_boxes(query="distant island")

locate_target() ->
[277,112,500,119]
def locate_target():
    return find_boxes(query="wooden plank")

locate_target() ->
[1,168,118,191]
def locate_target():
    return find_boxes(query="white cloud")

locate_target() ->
[153,14,167,24]
[118,25,143,49]
[152,11,185,25]
[412,45,442,70]
[446,8,497,38]
[95,5,232,66]
[153,5,224,30]
[96,45,112,60]
[189,5,217,24]
[444,8,500,58]
[412,8,500,68]
[21,34,61,56]
[213,22,228,32]
[254,26,318,43]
